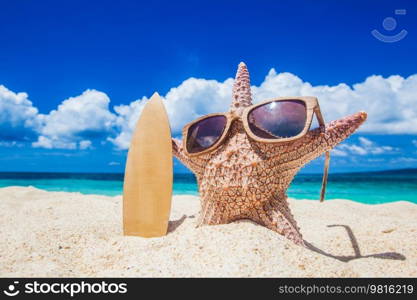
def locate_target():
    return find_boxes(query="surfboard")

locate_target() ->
[123,92,173,237]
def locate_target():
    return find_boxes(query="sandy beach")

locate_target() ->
[0,186,416,277]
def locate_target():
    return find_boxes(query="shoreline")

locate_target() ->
[1,185,416,205]
[0,186,416,277]
[1,168,417,204]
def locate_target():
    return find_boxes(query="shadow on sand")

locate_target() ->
[167,214,195,233]
[305,224,406,262]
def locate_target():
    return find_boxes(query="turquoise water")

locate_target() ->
[0,170,416,204]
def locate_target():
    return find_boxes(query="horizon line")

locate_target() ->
[0,167,416,176]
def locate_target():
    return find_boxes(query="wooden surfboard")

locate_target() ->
[123,92,173,237]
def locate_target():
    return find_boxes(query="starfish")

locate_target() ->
[172,63,367,246]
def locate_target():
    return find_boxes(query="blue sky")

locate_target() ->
[0,0,416,173]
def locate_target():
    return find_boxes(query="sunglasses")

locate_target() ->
[182,97,331,201]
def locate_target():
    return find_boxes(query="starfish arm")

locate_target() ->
[291,111,368,164]
[172,138,207,176]
[323,111,368,147]
[253,193,305,246]
[252,111,367,191]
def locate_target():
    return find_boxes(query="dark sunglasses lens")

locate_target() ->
[248,100,307,139]
[186,115,227,153]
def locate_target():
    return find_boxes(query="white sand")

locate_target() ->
[0,186,416,277]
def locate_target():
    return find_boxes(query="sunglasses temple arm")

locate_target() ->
[314,105,325,127]
[320,151,331,202]
[314,106,330,202]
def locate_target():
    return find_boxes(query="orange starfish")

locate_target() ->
[172,63,367,245]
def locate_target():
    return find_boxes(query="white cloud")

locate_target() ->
[389,157,417,164]
[164,78,233,133]
[33,90,116,149]
[252,70,417,134]
[108,97,147,149]
[0,141,23,148]
[333,137,398,156]
[330,148,348,157]
[110,77,233,149]
[79,140,92,150]
[0,85,41,141]
[357,137,373,147]
[110,69,417,149]
[32,136,76,149]
[2,67,417,150]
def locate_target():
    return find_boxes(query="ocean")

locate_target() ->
[0,169,416,204]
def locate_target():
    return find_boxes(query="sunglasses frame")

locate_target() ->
[182,97,325,156]
[181,96,330,202]
[242,96,325,143]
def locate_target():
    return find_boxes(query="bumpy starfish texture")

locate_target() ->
[172,63,367,246]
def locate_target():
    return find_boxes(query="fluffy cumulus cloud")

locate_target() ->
[109,70,417,149]
[251,69,417,134]
[0,85,41,141]
[32,90,115,149]
[110,78,233,149]
[108,97,147,150]
[1,68,417,151]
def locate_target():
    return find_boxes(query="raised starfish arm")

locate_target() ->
[257,111,367,164]
[256,110,367,192]
[172,138,208,176]
[294,111,368,164]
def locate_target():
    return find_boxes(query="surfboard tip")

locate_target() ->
[150,92,161,101]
